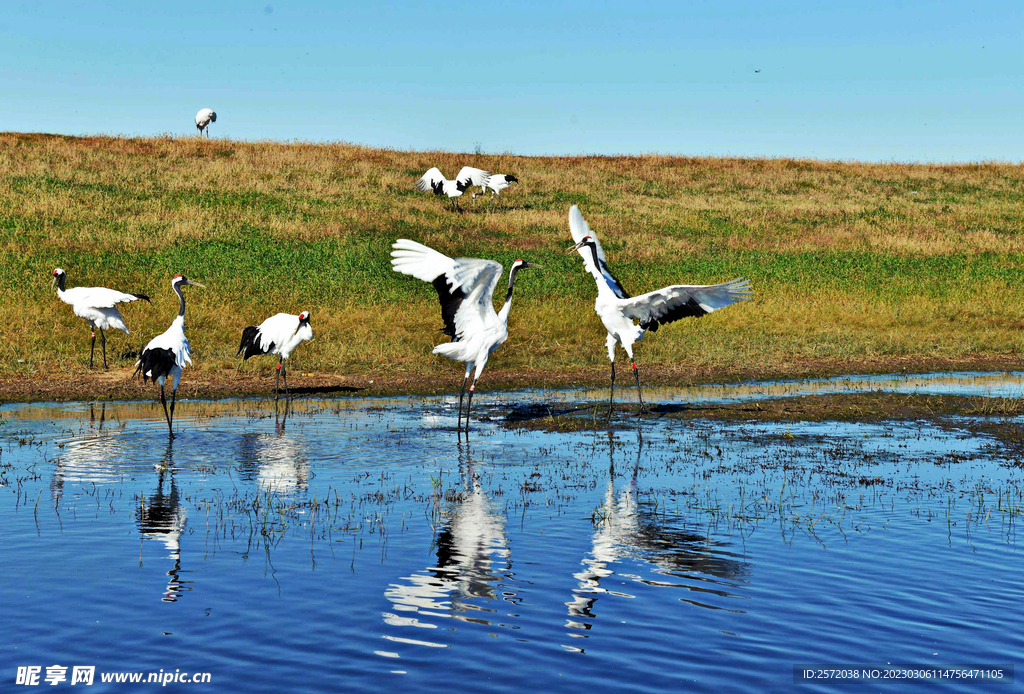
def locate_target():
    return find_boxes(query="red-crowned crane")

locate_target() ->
[133,275,205,438]
[195,108,216,136]
[237,311,314,400]
[472,174,519,205]
[567,205,751,415]
[415,166,491,210]
[391,239,540,432]
[52,268,150,369]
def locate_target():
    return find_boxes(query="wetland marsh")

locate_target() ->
[2,372,1023,691]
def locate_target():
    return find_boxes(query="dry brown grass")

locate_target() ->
[2,132,1023,397]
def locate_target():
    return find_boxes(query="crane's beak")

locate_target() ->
[186,280,206,289]
[567,239,587,253]
[521,262,543,269]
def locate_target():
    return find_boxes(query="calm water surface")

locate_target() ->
[2,373,1023,692]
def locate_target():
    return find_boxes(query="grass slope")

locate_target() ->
[2,132,1023,399]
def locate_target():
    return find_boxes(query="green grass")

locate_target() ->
[2,131,1023,394]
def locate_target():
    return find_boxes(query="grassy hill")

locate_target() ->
[2,132,1023,400]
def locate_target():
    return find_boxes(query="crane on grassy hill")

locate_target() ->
[237,311,314,401]
[52,268,150,369]
[472,174,519,206]
[415,166,491,210]
[195,108,217,136]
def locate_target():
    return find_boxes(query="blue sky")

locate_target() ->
[1,1,1020,161]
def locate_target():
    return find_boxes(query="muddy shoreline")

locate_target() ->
[2,353,1023,404]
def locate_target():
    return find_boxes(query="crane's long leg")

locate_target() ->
[169,388,177,434]
[631,360,645,415]
[457,375,469,431]
[99,328,108,369]
[275,359,282,401]
[89,328,96,369]
[159,384,174,438]
[464,380,478,433]
[608,361,616,418]
[282,360,290,400]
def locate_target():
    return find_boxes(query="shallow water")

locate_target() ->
[2,373,1023,692]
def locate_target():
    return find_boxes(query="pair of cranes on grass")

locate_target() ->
[53,207,750,437]
[415,166,519,210]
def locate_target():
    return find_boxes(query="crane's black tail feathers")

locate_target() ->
[134,348,175,384]
[130,293,152,303]
[237,326,273,360]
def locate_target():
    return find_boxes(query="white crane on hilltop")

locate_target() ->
[415,166,491,210]
[133,275,205,438]
[472,174,519,205]
[567,205,751,415]
[52,268,150,369]
[195,108,217,136]
[237,311,314,401]
[391,239,540,431]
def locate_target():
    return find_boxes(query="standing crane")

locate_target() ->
[195,108,217,136]
[52,268,150,369]
[391,239,540,431]
[133,275,205,438]
[236,311,314,401]
[567,205,751,415]
[472,174,519,206]
[415,166,491,210]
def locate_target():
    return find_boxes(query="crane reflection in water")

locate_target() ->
[381,442,515,648]
[564,433,749,650]
[50,403,111,498]
[236,402,310,493]
[136,442,191,603]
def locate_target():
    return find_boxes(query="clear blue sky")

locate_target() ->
[2,1,1020,161]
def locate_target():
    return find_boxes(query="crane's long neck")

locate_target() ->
[174,284,186,319]
[55,274,66,293]
[497,266,522,325]
[587,243,604,280]
[587,243,616,298]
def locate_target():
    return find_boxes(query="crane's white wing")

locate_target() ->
[391,239,457,283]
[455,166,491,188]
[415,167,447,192]
[63,286,146,309]
[452,260,503,339]
[391,239,503,340]
[257,313,301,352]
[568,205,630,299]
[621,279,751,332]
[391,239,499,294]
